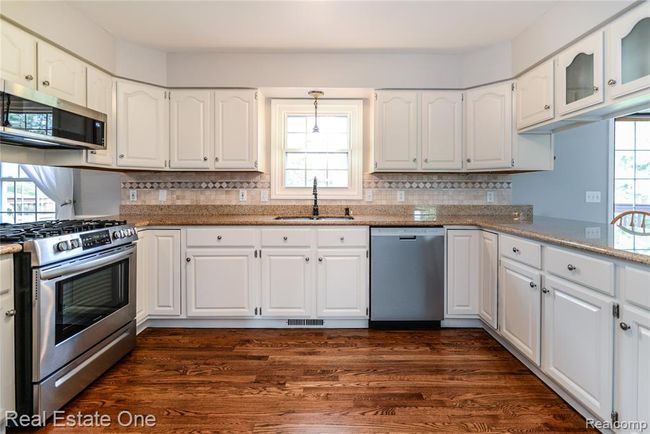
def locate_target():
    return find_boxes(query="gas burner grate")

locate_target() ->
[0,219,128,243]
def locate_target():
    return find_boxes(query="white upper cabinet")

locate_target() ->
[374,91,419,171]
[170,90,212,169]
[86,67,114,166]
[516,60,554,129]
[464,82,513,170]
[447,230,480,316]
[116,80,169,169]
[0,21,37,88]
[607,3,650,99]
[556,31,604,115]
[37,42,86,106]
[478,231,498,329]
[213,89,260,170]
[316,248,367,318]
[421,91,463,170]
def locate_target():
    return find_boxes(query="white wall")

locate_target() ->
[115,39,167,86]
[462,41,512,88]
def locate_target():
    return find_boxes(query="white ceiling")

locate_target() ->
[67,0,564,54]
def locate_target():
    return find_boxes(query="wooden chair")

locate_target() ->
[611,210,650,235]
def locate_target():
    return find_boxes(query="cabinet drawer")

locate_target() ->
[622,265,650,311]
[261,228,313,247]
[499,234,541,269]
[544,246,614,295]
[317,228,367,247]
[186,227,257,247]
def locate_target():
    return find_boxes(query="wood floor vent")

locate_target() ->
[287,319,325,326]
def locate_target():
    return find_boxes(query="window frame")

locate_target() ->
[270,99,363,200]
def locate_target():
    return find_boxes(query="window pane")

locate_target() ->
[318,116,349,133]
[326,133,349,150]
[327,153,349,170]
[615,180,634,207]
[287,133,306,150]
[15,182,36,212]
[285,153,306,170]
[0,213,15,224]
[37,213,55,221]
[615,121,635,150]
[285,170,305,187]
[37,188,56,212]
[287,116,306,133]
[306,153,327,170]
[1,162,19,178]
[615,151,635,178]
[638,122,650,150]
[15,213,37,223]
[636,151,650,178]
[326,170,349,187]
[635,180,650,205]
[306,170,327,185]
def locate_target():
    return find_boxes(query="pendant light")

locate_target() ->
[308,90,324,133]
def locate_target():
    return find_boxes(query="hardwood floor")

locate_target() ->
[37,328,595,433]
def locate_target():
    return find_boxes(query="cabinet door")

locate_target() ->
[617,305,650,431]
[0,255,15,415]
[464,83,513,170]
[499,258,541,365]
[86,67,114,166]
[213,90,259,170]
[170,90,212,169]
[421,91,463,170]
[516,60,554,129]
[37,42,86,106]
[607,4,650,99]
[186,248,257,317]
[478,231,498,329]
[147,230,181,316]
[447,230,479,316]
[135,231,150,325]
[0,21,37,88]
[261,248,312,317]
[116,81,169,169]
[374,91,418,171]
[556,31,604,115]
[316,248,367,318]
[542,276,613,420]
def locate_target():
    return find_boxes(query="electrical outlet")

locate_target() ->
[129,189,137,202]
[585,227,602,239]
[365,190,373,202]
[159,189,167,203]
[585,191,601,203]
[397,191,405,202]
[260,190,269,202]
[486,191,495,203]
[239,189,247,202]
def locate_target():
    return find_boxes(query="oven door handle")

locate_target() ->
[39,245,135,280]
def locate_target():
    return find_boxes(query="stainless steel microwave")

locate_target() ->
[0,79,107,150]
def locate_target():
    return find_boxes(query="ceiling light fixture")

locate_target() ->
[308,90,324,133]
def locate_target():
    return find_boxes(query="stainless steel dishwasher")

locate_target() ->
[370,227,445,327]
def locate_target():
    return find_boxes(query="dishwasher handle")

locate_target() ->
[398,236,417,240]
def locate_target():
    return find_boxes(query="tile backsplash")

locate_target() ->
[121,172,512,205]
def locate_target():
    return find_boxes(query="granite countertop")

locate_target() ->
[0,243,23,255]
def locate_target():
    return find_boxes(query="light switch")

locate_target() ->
[159,189,167,203]
[365,190,373,202]
[397,191,405,202]
[129,189,137,202]
[239,189,247,202]
[260,190,269,202]
[486,191,495,203]
[585,191,601,203]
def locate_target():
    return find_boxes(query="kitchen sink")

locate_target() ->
[274,216,354,221]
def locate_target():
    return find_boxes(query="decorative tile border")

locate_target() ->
[121,179,270,190]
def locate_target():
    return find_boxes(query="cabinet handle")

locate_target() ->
[567,264,576,271]
[25,74,33,81]
[203,156,208,161]
[607,79,617,86]
[254,307,258,315]
[5,309,16,317]
[529,282,537,288]
[512,247,519,254]
[90,150,97,154]
[42,80,50,86]
[593,85,599,92]
[619,322,631,331]
[318,257,323,262]
[119,154,125,159]
[305,257,310,262]
[541,287,549,294]
[217,235,222,240]
[544,104,550,110]
[374,161,378,169]
[185,257,191,262]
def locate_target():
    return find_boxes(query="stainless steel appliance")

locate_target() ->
[370,227,445,327]
[0,79,106,150]
[1,220,137,422]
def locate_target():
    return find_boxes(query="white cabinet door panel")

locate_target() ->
[261,248,312,317]
[147,230,181,316]
[0,255,15,415]
[86,67,114,166]
[0,21,37,88]
[213,90,258,169]
[447,230,479,316]
[374,91,418,171]
[170,90,212,169]
[37,42,86,106]
[421,91,463,170]
[316,249,367,318]
[516,60,554,129]
[478,231,498,329]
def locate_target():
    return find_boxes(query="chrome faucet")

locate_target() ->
[312,177,319,217]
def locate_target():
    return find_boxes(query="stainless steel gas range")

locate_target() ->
[0,220,138,422]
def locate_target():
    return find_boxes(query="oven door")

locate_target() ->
[34,245,136,381]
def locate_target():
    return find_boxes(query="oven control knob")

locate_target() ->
[56,241,70,252]
[113,231,123,240]
[70,239,81,249]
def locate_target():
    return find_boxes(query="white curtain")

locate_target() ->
[19,165,75,219]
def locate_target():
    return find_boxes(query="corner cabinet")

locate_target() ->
[86,67,115,166]
[37,42,86,106]
[169,90,212,169]
[116,80,169,169]
[556,31,604,115]
[516,60,554,130]
[0,21,37,88]
[464,82,513,170]
[607,3,650,99]
[446,230,480,316]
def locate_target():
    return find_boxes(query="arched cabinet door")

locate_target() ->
[556,31,604,115]
[373,91,418,171]
[213,90,260,170]
[0,21,37,89]
[607,4,650,99]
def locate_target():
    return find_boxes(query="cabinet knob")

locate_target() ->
[544,104,550,110]
[466,158,471,163]
[607,79,617,86]
[5,309,16,317]
[541,287,550,294]
[567,264,577,271]
[305,257,310,262]
[185,257,191,262]
[512,247,520,254]
[42,80,50,86]
[318,257,323,262]
[25,74,33,81]
[529,282,537,288]
[217,235,222,240]
[619,322,631,331]
[215,157,220,162]
[119,154,125,159]
[90,150,97,154]
[424,158,429,163]
[340,237,344,242]
[203,156,208,161]
[593,86,599,92]
[283,236,288,241]
[412,158,417,163]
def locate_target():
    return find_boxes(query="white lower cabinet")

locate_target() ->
[499,258,541,365]
[447,230,480,316]
[261,248,313,318]
[316,249,368,318]
[542,275,613,420]
[478,231,498,329]
[616,304,650,433]
[186,248,257,317]
[144,230,181,316]
[0,255,15,419]
[135,231,150,325]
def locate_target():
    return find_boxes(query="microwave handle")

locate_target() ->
[39,245,135,281]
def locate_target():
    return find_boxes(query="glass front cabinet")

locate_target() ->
[607,4,650,99]
[556,31,604,115]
